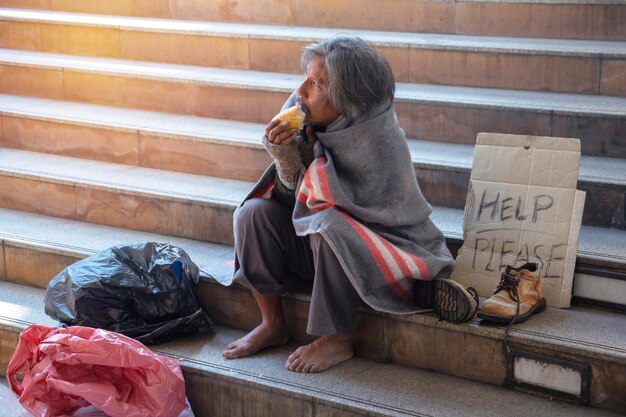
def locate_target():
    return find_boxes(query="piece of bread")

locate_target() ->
[273,106,305,131]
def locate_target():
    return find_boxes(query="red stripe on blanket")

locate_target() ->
[378,237,414,282]
[252,179,276,199]
[341,213,413,305]
[298,157,424,301]
[298,157,334,212]
[315,158,335,205]
[378,236,431,283]
[406,252,431,281]
[297,166,314,205]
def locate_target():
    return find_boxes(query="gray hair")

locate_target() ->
[301,36,396,120]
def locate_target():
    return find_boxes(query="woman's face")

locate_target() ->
[296,55,340,126]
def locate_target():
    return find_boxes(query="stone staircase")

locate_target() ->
[0,1,625,415]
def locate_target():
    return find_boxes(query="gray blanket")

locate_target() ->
[238,103,454,314]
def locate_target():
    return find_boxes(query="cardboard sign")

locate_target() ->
[452,133,586,308]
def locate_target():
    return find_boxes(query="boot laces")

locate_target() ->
[498,270,522,357]
[495,271,520,302]
[467,287,480,306]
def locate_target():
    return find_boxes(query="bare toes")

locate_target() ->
[288,357,303,371]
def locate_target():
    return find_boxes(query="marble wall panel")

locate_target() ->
[410,49,599,94]
[185,372,313,417]
[249,38,308,74]
[0,329,20,374]
[0,21,119,57]
[3,116,140,164]
[577,183,625,229]
[0,0,51,9]
[63,71,199,114]
[0,242,6,281]
[456,4,626,41]
[601,59,626,97]
[139,134,270,181]
[4,245,81,288]
[45,24,120,58]
[49,0,171,18]
[121,31,249,69]
[297,0,455,33]
[0,21,41,50]
[74,188,235,244]
[386,319,507,385]
[551,114,626,158]
[195,281,260,331]
[395,102,552,144]
[0,176,76,219]
[353,310,386,362]
[197,86,289,123]
[0,64,64,100]
[377,46,410,83]
[171,0,297,25]
[414,167,468,209]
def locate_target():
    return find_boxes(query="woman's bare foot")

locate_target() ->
[223,321,290,359]
[285,333,353,373]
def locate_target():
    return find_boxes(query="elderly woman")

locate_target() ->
[223,36,478,372]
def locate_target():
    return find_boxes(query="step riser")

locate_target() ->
[2,115,140,165]
[2,64,624,159]
[3,115,624,228]
[197,281,626,413]
[2,239,625,413]
[0,244,81,288]
[182,372,347,417]
[455,3,626,41]
[395,102,625,159]
[0,242,4,280]
[1,20,624,95]
[0,325,380,417]
[4,242,626,405]
[3,279,623,413]
[1,115,272,181]
[183,371,371,417]
[0,63,288,125]
[0,175,236,245]
[1,323,624,416]
[0,1,624,41]
[0,21,247,70]
[0,326,19,376]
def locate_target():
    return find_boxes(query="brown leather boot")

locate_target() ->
[477,263,546,324]
[433,280,479,323]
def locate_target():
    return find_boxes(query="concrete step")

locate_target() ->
[0,49,624,158]
[0,94,272,182]
[1,94,625,228]
[0,209,235,289]
[0,148,252,244]
[0,8,625,94]
[0,279,624,413]
[0,180,624,306]
[0,0,623,41]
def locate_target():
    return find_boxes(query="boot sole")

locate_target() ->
[433,280,476,323]
[477,298,547,324]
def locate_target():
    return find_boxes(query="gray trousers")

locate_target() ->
[234,198,361,336]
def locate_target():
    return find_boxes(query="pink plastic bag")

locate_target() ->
[6,324,188,417]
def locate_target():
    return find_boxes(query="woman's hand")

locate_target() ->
[266,119,298,146]
[263,119,301,183]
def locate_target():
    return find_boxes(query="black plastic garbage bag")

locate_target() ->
[44,241,212,344]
